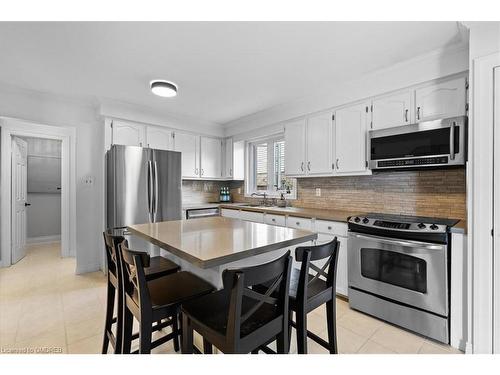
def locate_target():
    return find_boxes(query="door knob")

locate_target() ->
[24,203,31,207]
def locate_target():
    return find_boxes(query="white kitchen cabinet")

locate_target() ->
[306,112,333,175]
[223,138,233,179]
[239,210,264,223]
[233,140,245,180]
[146,126,173,150]
[173,132,199,178]
[287,216,313,231]
[371,89,412,129]
[221,208,240,219]
[284,119,307,176]
[111,120,145,147]
[333,102,369,175]
[415,76,467,122]
[200,137,222,179]
[264,213,286,227]
[315,230,348,297]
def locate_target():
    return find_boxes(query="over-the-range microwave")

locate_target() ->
[369,116,467,170]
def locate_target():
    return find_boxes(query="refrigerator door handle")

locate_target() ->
[154,160,159,222]
[147,160,154,222]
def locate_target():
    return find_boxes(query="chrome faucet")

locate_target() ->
[251,192,269,206]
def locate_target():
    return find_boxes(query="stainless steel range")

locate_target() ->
[347,213,458,343]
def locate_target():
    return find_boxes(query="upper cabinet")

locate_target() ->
[111,120,145,147]
[173,132,199,179]
[200,136,222,179]
[415,76,467,122]
[371,89,412,130]
[306,112,333,175]
[223,138,233,179]
[284,119,307,176]
[333,102,370,175]
[145,127,173,150]
[232,140,245,180]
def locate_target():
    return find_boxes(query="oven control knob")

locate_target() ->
[354,217,360,223]
[430,224,439,230]
[362,217,369,224]
[418,223,426,229]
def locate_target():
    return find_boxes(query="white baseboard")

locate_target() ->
[27,235,61,244]
[75,261,103,275]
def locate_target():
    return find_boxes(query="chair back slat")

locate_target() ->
[222,251,292,340]
[295,238,340,303]
[120,241,151,308]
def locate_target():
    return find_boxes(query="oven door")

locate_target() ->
[348,232,448,316]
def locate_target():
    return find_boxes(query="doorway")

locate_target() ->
[0,117,76,268]
[11,136,63,264]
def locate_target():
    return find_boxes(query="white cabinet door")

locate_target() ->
[315,233,348,296]
[415,77,466,122]
[264,213,286,227]
[284,119,306,176]
[233,140,245,180]
[223,138,233,178]
[239,210,264,223]
[146,126,173,150]
[372,89,412,129]
[112,120,145,146]
[221,208,240,219]
[306,112,333,175]
[174,132,199,178]
[334,102,369,174]
[200,137,222,179]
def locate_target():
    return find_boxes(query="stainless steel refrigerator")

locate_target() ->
[106,144,182,253]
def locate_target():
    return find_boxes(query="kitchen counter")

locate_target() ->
[220,204,362,223]
[128,216,317,269]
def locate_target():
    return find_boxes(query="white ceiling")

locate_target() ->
[0,22,466,126]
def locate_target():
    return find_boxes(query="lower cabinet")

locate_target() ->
[315,232,348,297]
[239,210,264,223]
[221,208,240,219]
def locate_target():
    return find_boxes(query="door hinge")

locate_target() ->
[110,120,113,128]
[332,114,335,121]
[172,132,175,139]
[370,104,373,112]
[365,106,369,113]
[492,228,494,236]
[465,78,469,90]
[365,161,368,168]
[465,103,469,112]
[332,163,334,170]
[370,121,373,129]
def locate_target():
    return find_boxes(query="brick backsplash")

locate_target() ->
[230,168,466,220]
[182,180,229,206]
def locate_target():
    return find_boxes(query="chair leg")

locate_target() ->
[182,313,194,354]
[296,309,308,354]
[172,315,180,352]
[122,307,134,354]
[203,338,213,354]
[326,299,338,354]
[101,282,115,354]
[139,315,153,354]
[277,308,290,354]
[115,286,124,354]
[251,349,259,354]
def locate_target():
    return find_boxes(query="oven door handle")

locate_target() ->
[351,233,445,251]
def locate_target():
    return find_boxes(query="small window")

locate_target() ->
[246,135,295,198]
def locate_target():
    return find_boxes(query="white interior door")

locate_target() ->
[493,66,500,353]
[11,137,28,264]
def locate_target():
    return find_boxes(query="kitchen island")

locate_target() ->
[128,216,317,287]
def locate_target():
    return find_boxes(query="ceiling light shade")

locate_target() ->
[150,80,178,97]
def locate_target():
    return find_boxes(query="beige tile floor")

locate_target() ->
[0,242,462,354]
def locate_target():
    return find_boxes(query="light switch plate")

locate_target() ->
[315,188,321,197]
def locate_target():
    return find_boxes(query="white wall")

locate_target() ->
[27,193,61,239]
[225,44,469,139]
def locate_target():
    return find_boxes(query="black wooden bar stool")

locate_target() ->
[256,238,340,354]
[120,241,215,354]
[101,230,180,354]
[181,251,292,354]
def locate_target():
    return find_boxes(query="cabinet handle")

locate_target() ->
[139,142,143,147]
[230,168,232,176]
[328,226,332,230]
[296,222,300,225]
[272,218,276,222]
[417,107,421,120]
[201,168,204,176]
[307,161,311,171]
[336,158,339,169]
[195,168,199,175]
[300,162,304,172]
[404,109,408,122]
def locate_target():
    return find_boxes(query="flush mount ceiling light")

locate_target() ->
[150,80,178,98]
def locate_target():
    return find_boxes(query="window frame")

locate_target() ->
[245,134,296,199]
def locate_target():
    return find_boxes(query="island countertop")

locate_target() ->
[128,216,317,269]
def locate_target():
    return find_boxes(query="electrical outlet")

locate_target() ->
[237,188,241,194]
[315,188,321,197]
